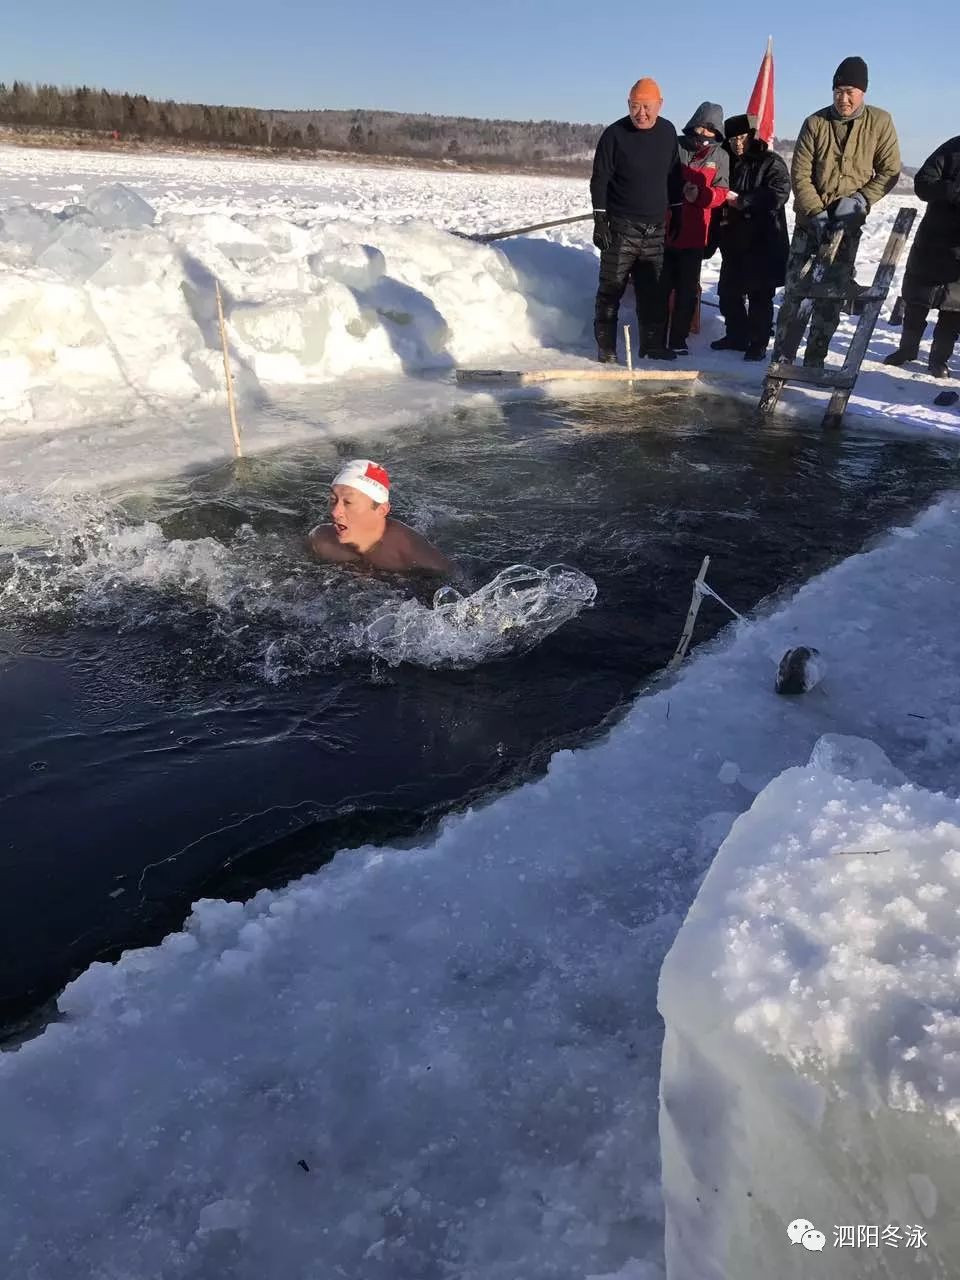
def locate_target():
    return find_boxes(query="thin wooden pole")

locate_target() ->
[214,280,243,460]
[465,212,592,243]
[667,556,710,671]
[623,323,633,379]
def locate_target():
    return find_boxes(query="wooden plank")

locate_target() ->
[766,363,855,389]
[822,206,917,428]
[456,367,700,385]
[795,284,886,302]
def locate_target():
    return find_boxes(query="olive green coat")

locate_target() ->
[791,105,901,225]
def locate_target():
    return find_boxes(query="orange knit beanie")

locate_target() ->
[629,78,662,103]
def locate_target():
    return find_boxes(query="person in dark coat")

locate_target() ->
[590,77,683,363]
[663,101,730,352]
[884,135,960,378]
[710,113,790,360]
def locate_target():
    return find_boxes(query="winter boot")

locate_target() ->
[595,316,618,364]
[710,335,748,351]
[743,343,768,362]
[640,325,678,362]
[928,310,960,379]
[883,303,927,366]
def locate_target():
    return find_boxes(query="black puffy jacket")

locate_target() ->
[902,135,960,310]
[713,139,790,291]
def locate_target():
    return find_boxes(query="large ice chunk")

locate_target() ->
[0,203,60,264]
[34,222,111,283]
[85,182,156,230]
[658,735,960,1278]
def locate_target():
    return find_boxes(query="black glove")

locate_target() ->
[592,211,613,252]
[829,193,868,229]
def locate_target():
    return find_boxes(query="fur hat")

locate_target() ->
[724,113,757,140]
[833,56,868,91]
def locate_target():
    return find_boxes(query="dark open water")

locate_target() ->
[1,391,957,1028]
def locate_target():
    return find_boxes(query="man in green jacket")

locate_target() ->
[780,56,901,366]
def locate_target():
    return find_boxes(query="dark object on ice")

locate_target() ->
[934,389,960,406]
[297,1159,311,1173]
[776,645,824,695]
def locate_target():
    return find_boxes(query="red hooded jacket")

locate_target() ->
[667,104,730,251]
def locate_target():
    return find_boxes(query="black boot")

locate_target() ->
[711,334,747,351]
[640,325,677,362]
[884,347,919,367]
[884,303,928,366]
[595,316,618,364]
[743,343,768,362]
[928,310,960,380]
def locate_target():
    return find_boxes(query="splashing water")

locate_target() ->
[362,565,597,669]
[0,493,596,679]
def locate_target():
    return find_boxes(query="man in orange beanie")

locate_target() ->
[590,78,682,362]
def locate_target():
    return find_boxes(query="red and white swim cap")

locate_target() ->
[332,459,390,504]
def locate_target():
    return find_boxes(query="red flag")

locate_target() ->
[747,37,775,144]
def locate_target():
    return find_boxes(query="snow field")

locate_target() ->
[2,142,960,1280]
[1,143,958,494]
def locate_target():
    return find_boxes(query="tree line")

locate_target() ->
[0,80,847,177]
[0,80,604,168]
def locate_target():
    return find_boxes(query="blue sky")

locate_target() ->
[5,0,958,164]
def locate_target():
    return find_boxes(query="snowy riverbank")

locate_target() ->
[2,142,960,1280]
[1,144,959,491]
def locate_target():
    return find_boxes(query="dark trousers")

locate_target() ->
[662,247,703,345]
[718,267,775,348]
[594,218,668,352]
[780,223,862,364]
[899,301,960,363]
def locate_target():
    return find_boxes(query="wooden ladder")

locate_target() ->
[759,206,916,428]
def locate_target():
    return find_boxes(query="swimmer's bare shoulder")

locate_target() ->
[307,524,359,563]
[382,521,455,574]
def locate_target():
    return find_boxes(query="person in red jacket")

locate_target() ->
[663,102,730,352]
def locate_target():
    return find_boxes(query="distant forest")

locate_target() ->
[5,79,910,180]
[0,80,608,169]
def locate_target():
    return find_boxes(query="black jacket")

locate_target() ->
[590,115,682,224]
[713,139,790,291]
[902,135,960,311]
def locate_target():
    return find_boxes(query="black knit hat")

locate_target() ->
[724,113,757,140]
[833,56,868,91]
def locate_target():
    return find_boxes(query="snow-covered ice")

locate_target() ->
[660,733,960,1277]
[3,480,960,1278]
[2,141,960,1280]
[1,143,959,494]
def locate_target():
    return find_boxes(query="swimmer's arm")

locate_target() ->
[307,525,355,562]
[404,528,458,577]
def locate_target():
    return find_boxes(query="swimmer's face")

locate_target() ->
[329,484,389,547]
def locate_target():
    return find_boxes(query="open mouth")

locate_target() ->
[333,521,348,537]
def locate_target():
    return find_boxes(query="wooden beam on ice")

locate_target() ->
[455,367,700,386]
[765,363,856,389]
